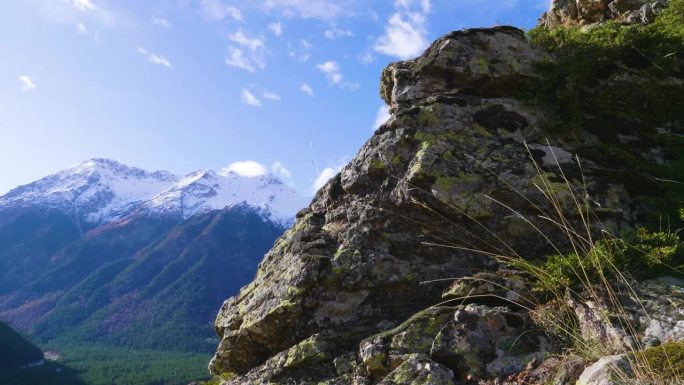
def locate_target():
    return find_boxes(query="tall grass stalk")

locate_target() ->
[411,141,683,384]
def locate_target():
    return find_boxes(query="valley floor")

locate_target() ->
[1,343,211,385]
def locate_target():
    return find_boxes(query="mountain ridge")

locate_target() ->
[0,158,308,228]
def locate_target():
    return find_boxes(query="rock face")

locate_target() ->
[540,0,670,27]
[209,15,683,385]
[569,278,684,353]
[575,355,631,385]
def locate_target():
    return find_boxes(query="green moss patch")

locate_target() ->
[527,0,684,122]
[634,341,684,380]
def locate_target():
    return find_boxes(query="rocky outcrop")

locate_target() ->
[208,8,684,385]
[540,0,670,27]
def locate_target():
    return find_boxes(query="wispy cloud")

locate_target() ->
[75,22,100,40]
[263,91,281,100]
[271,161,291,179]
[300,39,312,50]
[375,0,431,59]
[152,17,171,28]
[317,61,359,90]
[77,22,88,34]
[324,27,353,39]
[200,0,242,21]
[372,105,391,130]
[317,61,343,84]
[288,39,312,62]
[358,51,375,64]
[241,89,263,106]
[226,31,266,72]
[229,31,264,50]
[44,0,115,26]
[138,47,173,68]
[300,83,314,96]
[19,76,37,91]
[226,48,256,72]
[70,0,95,12]
[268,21,282,36]
[262,0,357,20]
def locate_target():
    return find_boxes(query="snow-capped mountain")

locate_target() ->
[0,159,309,226]
[146,169,305,225]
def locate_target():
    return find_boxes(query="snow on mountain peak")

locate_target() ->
[146,168,304,226]
[0,159,179,223]
[0,160,309,227]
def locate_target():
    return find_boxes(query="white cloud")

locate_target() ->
[70,0,95,12]
[241,89,262,106]
[229,31,264,50]
[300,83,313,96]
[262,0,356,20]
[324,27,353,39]
[358,51,375,64]
[288,39,312,62]
[221,161,268,177]
[201,0,242,20]
[38,0,114,26]
[300,39,312,50]
[268,21,282,36]
[77,22,88,34]
[369,9,379,21]
[138,47,173,68]
[374,0,431,59]
[153,17,171,28]
[19,76,37,91]
[372,105,391,131]
[297,53,311,62]
[75,22,100,40]
[263,91,281,100]
[226,47,256,72]
[312,167,338,192]
[271,161,291,179]
[395,0,431,13]
[149,54,172,68]
[226,31,266,72]
[317,61,343,84]
[316,61,358,90]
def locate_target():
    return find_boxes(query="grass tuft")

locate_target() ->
[526,0,684,125]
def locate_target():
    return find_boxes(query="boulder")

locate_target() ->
[576,355,631,385]
[209,8,684,383]
[430,304,554,382]
[377,354,456,385]
[359,307,456,379]
[380,27,550,113]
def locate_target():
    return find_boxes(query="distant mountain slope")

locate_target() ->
[0,321,43,368]
[0,159,309,352]
[0,207,81,295]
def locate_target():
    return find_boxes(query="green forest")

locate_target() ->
[1,343,211,385]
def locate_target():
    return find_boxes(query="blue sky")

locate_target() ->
[0,0,549,196]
